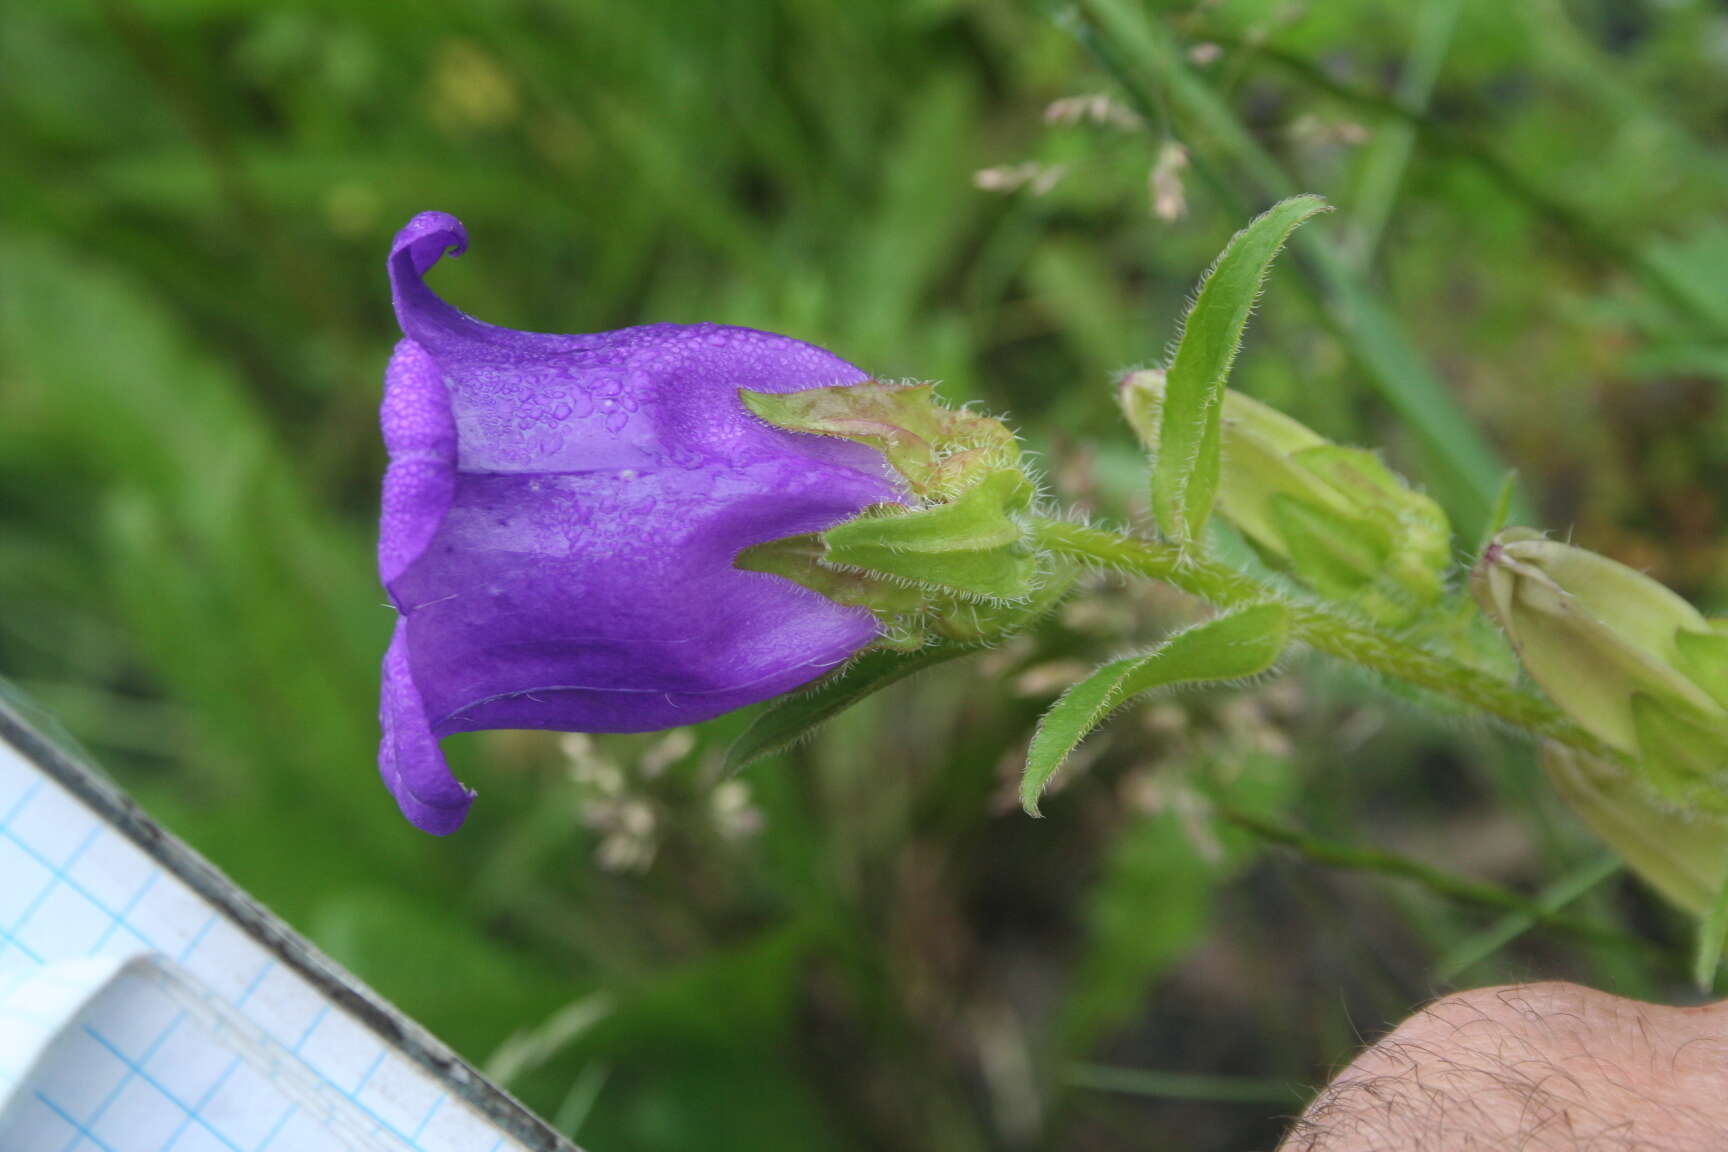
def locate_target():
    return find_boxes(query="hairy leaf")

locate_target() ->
[1153,196,1330,544]
[1021,603,1292,815]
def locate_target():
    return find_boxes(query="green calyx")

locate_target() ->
[821,468,1036,602]
[740,382,1050,648]
[741,380,1021,502]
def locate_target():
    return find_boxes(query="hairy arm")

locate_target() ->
[1281,983,1728,1152]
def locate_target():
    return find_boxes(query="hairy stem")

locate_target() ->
[1029,518,1617,760]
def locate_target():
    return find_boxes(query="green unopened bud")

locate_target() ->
[1471,531,1722,754]
[1267,492,1395,603]
[1545,742,1728,919]
[1632,693,1728,815]
[1119,370,1449,621]
[1673,625,1728,710]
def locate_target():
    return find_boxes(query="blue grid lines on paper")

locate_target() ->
[0,790,167,967]
[0,757,535,1152]
[77,1023,251,1152]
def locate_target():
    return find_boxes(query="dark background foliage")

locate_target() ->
[4,1,1728,1148]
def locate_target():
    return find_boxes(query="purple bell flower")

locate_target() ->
[379,212,899,835]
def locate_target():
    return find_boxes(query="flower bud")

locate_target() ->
[1478,530,1728,918]
[1545,742,1728,919]
[1471,531,1722,752]
[1633,693,1728,816]
[1119,370,1449,622]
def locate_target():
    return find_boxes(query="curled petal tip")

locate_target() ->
[391,211,468,272]
[392,780,477,838]
[381,621,477,836]
[389,211,488,351]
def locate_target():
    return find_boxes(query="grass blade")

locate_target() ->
[1434,854,1622,982]
[1066,1063,1302,1106]
[1693,852,1728,991]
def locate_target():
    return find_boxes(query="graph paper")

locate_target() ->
[0,692,576,1152]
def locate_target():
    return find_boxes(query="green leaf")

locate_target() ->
[932,559,1079,644]
[820,542,1033,602]
[1153,195,1331,544]
[827,469,1031,551]
[1020,603,1292,815]
[725,644,975,774]
[1074,0,1521,539]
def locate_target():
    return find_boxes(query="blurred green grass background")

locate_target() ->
[4,0,1728,1148]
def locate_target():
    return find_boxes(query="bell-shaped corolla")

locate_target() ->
[379,212,899,834]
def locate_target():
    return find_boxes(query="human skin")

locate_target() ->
[1280,982,1728,1151]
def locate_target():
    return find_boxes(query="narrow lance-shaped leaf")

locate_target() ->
[1154,195,1331,544]
[724,644,974,774]
[1021,602,1292,815]
[741,382,948,487]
